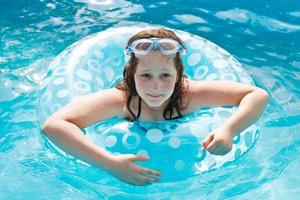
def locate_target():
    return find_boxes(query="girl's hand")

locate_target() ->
[201,126,235,155]
[108,154,162,186]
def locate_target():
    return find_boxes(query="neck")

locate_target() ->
[141,98,169,114]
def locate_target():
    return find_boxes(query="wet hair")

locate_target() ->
[115,27,191,121]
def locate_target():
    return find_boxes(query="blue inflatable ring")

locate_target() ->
[38,25,259,181]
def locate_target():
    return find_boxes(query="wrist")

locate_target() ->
[94,152,117,173]
[222,123,237,139]
[106,154,118,170]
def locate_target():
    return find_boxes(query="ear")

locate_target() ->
[176,72,181,81]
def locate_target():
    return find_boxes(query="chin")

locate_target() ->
[144,101,163,109]
[144,98,168,110]
[139,93,171,110]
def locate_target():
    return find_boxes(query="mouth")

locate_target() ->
[147,94,163,98]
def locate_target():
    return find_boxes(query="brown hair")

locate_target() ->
[115,27,190,121]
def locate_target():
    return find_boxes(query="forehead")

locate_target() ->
[136,51,175,71]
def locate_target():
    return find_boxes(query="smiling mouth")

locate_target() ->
[147,94,163,98]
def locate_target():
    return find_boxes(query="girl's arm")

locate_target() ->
[42,88,161,185]
[221,86,269,136]
[188,80,269,155]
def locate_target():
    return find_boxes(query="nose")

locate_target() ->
[151,78,160,90]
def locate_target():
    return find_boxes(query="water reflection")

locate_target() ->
[215,8,300,33]
[173,14,207,25]
[75,0,145,20]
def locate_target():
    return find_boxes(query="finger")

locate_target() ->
[139,174,160,182]
[131,155,149,162]
[133,178,149,186]
[206,140,216,153]
[139,167,162,177]
[131,179,144,186]
[202,134,214,150]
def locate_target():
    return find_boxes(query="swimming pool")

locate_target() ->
[1,0,299,199]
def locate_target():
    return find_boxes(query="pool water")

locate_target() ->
[0,0,299,199]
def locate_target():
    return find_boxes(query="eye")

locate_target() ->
[141,73,151,79]
[161,73,171,79]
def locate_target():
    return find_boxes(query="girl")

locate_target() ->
[42,28,269,186]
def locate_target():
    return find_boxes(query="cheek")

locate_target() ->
[135,78,146,88]
[162,81,175,89]
[134,77,148,93]
[163,77,177,89]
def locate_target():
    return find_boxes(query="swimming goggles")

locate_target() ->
[127,38,185,56]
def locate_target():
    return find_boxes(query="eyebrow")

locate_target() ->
[139,68,172,73]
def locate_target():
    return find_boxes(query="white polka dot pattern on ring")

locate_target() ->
[188,53,202,66]
[57,89,69,98]
[94,50,104,59]
[76,69,92,81]
[53,77,65,85]
[53,66,68,76]
[122,132,141,149]
[194,65,209,79]
[105,135,117,147]
[206,73,218,80]
[213,59,229,68]
[74,81,91,92]
[51,103,62,113]
[189,39,205,49]
[105,67,114,82]
[146,129,164,143]
[221,73,237,81]
[41,92,52,104]
[168,137,181,148]
[137,150,149,157]
[87,59,100,72]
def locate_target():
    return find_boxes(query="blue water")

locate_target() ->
[0,0,299,199]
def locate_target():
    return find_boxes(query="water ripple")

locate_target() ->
[215,8,300,33]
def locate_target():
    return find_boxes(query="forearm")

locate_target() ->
[223,89,269,137]
[42,119,114,172]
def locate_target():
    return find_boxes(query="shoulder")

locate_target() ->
[184,78,258,109]
[79,87,126,116]
[186,79,256,96]
[49,88,127,128]
[77,87,125,105]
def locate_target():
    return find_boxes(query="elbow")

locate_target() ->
[257,88,270,105]
[42,118,59,135]
[42,119,52,135]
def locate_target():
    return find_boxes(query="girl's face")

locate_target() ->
[134,51,178,110]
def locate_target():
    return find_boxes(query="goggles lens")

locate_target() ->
[127,38,184,55]
[135,41,152,51]
[159,40,177,51]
